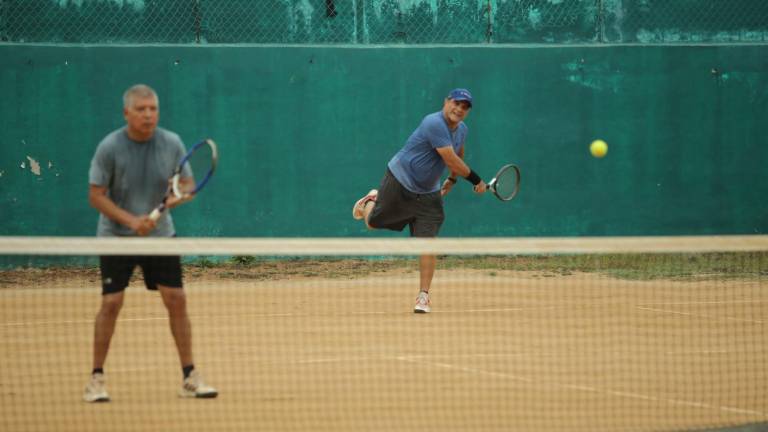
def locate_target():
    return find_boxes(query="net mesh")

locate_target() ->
[1,236,766,432]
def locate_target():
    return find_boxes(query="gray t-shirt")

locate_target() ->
[89,127,188,237]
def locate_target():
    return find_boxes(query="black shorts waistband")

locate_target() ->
[386,168,441,199]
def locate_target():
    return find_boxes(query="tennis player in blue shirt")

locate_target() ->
[353,88,487,313]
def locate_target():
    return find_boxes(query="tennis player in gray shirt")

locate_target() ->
[83,84,217,402]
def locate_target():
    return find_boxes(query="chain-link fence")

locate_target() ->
[1,0,767,44]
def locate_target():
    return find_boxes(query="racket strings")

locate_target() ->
[184,141,216,192]
[494,169,518,199]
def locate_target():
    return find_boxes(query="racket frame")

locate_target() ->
[149,138,218,221]
[487,163,520,201]
[171,138,218,197]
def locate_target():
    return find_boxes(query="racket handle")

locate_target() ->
[149,207,162,222]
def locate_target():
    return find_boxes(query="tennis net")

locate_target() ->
[0,236,766,432]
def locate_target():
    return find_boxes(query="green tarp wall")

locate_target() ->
[1,45,767,237]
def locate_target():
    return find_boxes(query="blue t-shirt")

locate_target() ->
[387,111,467,193]
[88,127,188,237]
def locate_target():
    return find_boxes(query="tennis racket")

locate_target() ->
[487,163,520,201]
[149,138,218,221]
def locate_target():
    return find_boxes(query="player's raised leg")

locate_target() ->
[352,189,378,228]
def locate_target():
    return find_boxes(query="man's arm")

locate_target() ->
[88,184,155,236]
[449,145,465,179]
[436,146,471,177]
[436,146,486,192]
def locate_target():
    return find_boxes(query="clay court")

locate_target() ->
[1,264,765,432]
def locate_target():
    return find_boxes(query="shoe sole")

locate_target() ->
[84,396,110,403]
[413,308,430,314]
[179,391,219,399]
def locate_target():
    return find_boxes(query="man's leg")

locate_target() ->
[413,255,435,313]
[85,291,124,402]
[362,199,377,229]
[93,291,125,369]
[419,254,436,293]
[352,189,379,228]
[412,192,444,314]
[158,284,218,398]
[158,285,193,367]
[356,169,416,231]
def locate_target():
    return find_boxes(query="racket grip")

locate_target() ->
[149,208,162,222]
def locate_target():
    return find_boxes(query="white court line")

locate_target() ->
[640,300,767,306]
[636,306,764,324]
[0,313,304,327]
[1,299,761,327]
[0,316,167,327]
[2,356,386,379]
[0,306,537,328]
[402,353,532,360]
[395,355,535,384]
[664,350,732,355]
[433,307,552,314]
[394,355,766,417]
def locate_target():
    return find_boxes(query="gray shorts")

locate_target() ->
[368,169,444,237]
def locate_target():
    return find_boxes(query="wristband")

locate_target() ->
[465,170,482,186]
[447,177,457,184]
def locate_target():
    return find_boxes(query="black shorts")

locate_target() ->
[368,169,444,238]
[99,255,183,294]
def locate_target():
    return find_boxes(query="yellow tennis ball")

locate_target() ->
[590,139,608,158]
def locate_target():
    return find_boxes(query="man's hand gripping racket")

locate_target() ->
[486,163,520,201]
[149,138,218,221]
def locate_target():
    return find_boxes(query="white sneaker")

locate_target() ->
[352,189,378,220]
[179,370,218,399]
[414,291,431,313]
[83,373,110,403]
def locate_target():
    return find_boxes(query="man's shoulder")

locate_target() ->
[96,127,126,151]
[153,128,186,156]
[422,111,467,130]
[154,127,183,144]
[422,111,444,124]
[418,111,448,132]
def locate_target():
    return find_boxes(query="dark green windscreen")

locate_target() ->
[1,45,766,237]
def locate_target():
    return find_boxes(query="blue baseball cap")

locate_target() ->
[447,88,473,107]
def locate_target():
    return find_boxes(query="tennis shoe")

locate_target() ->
[352,189,378,220]
[414,291,431,314]
[83,373,110,403]
[178,370,218,399]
